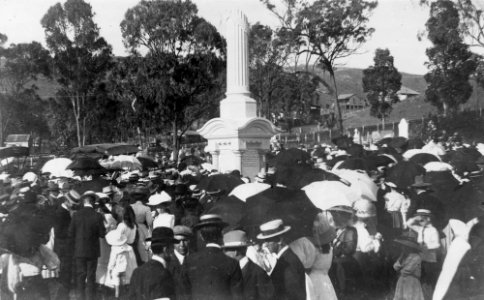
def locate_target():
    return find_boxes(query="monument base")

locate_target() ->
[220,96,257,121]
[197,117,277,179]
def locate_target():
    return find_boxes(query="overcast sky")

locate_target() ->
[0,0,432,74]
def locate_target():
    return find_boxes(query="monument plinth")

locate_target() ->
[198,10,277,178]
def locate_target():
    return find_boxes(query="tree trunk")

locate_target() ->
[172,120,179,164]
[329,70,344,134]
[443,102,448,117]
[0,109,3,146]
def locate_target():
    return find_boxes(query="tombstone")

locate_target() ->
[197,10,277,179]
[353,128,361,144]
[398,118,409,139]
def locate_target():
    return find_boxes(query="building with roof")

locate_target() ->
[397,86,420,101]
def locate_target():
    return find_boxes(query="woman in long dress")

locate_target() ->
[393,237,424,300]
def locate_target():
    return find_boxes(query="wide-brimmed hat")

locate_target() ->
[394,236,421,251]
[102,186,114,195]
[410,175,432,189]
[173,225,193,240]
[194,214,228,229]
[327,205,354,214]
[81,190,99,202]
[105,229,128,246]
[257,219,291,240]
[149,227,179,246]
[65,190,81,204]
[147,191,172,206]
[223,230,249,248]
[415,208,432,217]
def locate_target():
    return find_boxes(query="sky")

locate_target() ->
[0,0,433,74]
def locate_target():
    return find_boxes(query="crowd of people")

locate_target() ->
[0,132,483,300]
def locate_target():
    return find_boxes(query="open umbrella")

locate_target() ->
[180,155,203,166]
[100,155,142,171]
[386,161,425,190]
[302,181,357,210]
[67,157,107,176]
[332,169,378,201]
[229,182,271,202]
[446,148,482,176]
[409,153,441,166]
[0,146,29,159]
[243,187,320,242]
[137,156,158,170]
[207,195,247,231]
[41,158,73,178]
[197,173,244,193]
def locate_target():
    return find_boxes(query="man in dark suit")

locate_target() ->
[257,219,306,300]
[168,225,193,300]
[68,191,106,300]
[129,227,178,300]
[223,230,275,300]
[181,214,243,300]
[54,190,81,300]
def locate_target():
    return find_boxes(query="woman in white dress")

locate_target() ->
[289,212,338,300]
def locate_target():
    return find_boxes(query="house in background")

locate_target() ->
[397,86,420,101]
[338,94,368,111]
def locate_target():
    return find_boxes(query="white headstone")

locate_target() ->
[398,118,409,138]
[353,128,361,144]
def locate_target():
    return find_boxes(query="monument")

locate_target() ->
[198,10,278,178]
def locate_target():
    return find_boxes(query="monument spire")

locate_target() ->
[220,9,256,121]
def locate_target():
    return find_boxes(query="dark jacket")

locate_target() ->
[242,259,275,300]
[129,259,175,300]
[270,248,306,300]
[53,205,73,257]
[68,206,106,258]
[181,246,243,300]
[167,250,188,300]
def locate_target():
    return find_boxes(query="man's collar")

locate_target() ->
[206,243,222,249]
[239,256,249,270]
[151,255,167,268]
[174,249,185,264]
[276,245,289,259]
[84,203,93,208]
[61,203,69,211]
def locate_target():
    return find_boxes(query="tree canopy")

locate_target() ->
[41,0,113,147]
[424,0,477,115]
[362,48,402,120]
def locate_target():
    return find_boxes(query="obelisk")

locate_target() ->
[198,10,278,178]
[219,10,257,121]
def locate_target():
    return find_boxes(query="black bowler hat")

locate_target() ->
[148,227,179,246]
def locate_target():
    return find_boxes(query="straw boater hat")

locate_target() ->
[65,190,81,205]
[105,229,128,246]
[147,191,172,206]
[222,230,249,248]
[415,208,432,217]
[194,214,228,229]
[102,186,114,195]
[394,236,421,251]
[327,205,354,214]
[257,219,291,240]
[81,190,99,202]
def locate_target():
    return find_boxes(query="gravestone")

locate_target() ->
[398,118,409,138]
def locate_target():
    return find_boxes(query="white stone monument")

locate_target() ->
[398,118,409,138]
[353,128,361,144]
[197,10,278,179]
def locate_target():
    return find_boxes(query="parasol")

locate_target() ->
[229,182,271,202]
[409,152,441,166]
[197,173,244,193]
[100,155,142,171]
[386,161,425,190]
[243,186,320,242]
[302,181,357,210]
[332,169,378,201]
[41,158,73,178]
[66,157,107,176]
[206,195,247,231]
